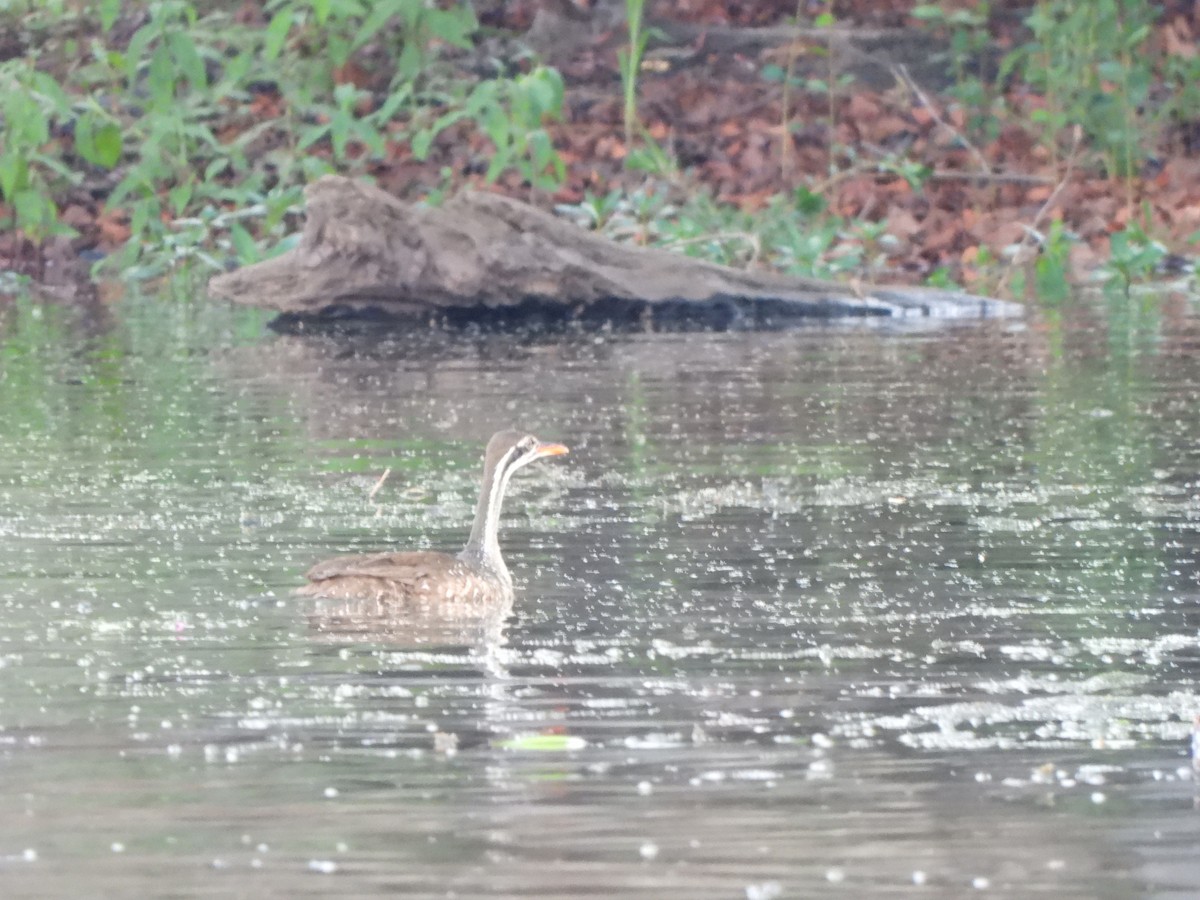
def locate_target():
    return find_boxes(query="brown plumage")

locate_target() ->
[298,431,568,612]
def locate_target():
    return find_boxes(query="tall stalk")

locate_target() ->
[618,0,647,158]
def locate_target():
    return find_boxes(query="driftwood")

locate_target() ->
[208,176,1022,330]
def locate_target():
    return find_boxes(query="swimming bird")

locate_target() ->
[299,430,568,611]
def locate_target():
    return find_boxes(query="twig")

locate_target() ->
[807,158,1053,197]
[926,171,1055,186]
[368,467,392,503]
[998,125,1082,291]
[777,0,807,182]
[1023,126,1082,239]
[892,64,991,176]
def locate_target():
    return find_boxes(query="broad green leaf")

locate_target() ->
[126,25,155,84]
[13,188,54,234]
[168,181,193,215]
[148,43,175,108]
[264,9,293,61]
[229,222,259,263]
[523,68,563,120]
[74,113,97,164]
[0,153,29,200]
[92,122,122,169]
[396,39,422,79]
[31,71,70,112]
[484,146,511,182]
[411,129,434,159]
[374,83,413,121]
[426,6,478,49]
[354,0,402,51]
[99,0,121,30]
[205,158,229,180]
[168,30,207,91]
[5,92,49,147]
[496,734,587,752]
[296,124,329,152]
[330,109,350,159]
[105,49,128,75]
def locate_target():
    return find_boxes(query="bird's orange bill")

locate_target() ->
[535,442,569,458]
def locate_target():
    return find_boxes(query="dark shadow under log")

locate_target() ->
[208,176,1022,331]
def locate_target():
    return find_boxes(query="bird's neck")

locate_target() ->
[460,454,512,581]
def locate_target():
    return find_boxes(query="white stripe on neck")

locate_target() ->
[481,445,519,559]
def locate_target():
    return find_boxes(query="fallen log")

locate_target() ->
[207,176,1022,330]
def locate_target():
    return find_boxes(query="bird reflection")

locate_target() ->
[305,598,513,676]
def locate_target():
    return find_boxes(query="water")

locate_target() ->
[1,291,1198,896]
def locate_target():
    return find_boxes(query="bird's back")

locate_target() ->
[298,549,512,611]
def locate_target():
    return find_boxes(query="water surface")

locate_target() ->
[1,291,1198,896]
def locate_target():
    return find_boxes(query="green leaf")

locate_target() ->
[482,105,510,153]
[792,186,825,216]
[13,188,55,235]
[396,39,422,79]
[0,153,29,201]
[168,30,207,91]
[330,109,351,159]
[426,6,478,49]
[31,71,70,113]
[484,145,511,182]
[264,9,293,61]
[497,734,587,752]
[126,25,155,83]
[526,67,564,119]
[229,222,259,263]
[148,43,175,108]
[168,181,193,215]
[74,113,96,165]
[411,129,434,159]
[374,82,413,121]
[205,158,229,180]
[92,122,122,169]
[296,123,329,152]
[354,0,401,51]
[104,48,129,76]
[99,0,121,30]
[75,114,120,170]
[4,91,49,147]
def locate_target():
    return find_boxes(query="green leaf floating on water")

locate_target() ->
[497,734,587,752]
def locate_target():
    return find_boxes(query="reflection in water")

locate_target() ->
[306,597,513,676]
[0,293,1198,895]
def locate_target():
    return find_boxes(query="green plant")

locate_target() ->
[414,65,565,191]
[1101,219,1167,294]
[1033,218,1074,306]
[624,138,679,179]
[1003,0,1159,178]
[558,185,869,280]
[0,63,75,246]
[0,0,566,280]
[572,189,625,230]
[618,0,649,158]
[761,9,853,179]
[1005,217,1076,305]
[911,2,997,134]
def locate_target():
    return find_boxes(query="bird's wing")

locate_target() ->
[304,550,465,583]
